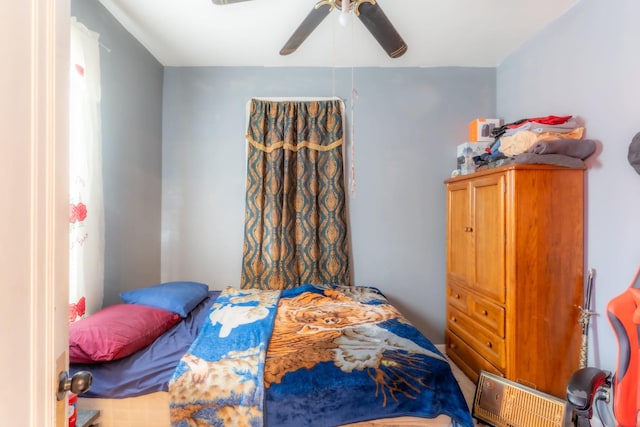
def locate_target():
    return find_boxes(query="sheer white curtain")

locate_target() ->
[68,17,104,322]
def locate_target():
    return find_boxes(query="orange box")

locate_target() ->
[469,118,503,142]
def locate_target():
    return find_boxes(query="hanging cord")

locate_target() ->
[331,2,356,195]
[331,12,337,97]
[348,17,357,196]
[349,71,358,196]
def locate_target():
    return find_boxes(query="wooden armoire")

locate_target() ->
[444,164,584,398]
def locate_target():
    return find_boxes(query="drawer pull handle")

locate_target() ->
[451,316,457,322]
[455,294,461,299]
[464,227,473,232]
[482,310,488,316]
[486,341,493,348]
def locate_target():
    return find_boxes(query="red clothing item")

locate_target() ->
[506,115,572,128]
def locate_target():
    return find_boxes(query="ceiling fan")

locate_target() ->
[211,0,407,59]
[211,0,254,4]
[281,0,407,58]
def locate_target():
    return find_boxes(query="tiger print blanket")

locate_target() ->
[168,284,473,427]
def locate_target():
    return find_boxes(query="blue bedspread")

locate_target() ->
[70,291,221,398]
[169,284,473,427]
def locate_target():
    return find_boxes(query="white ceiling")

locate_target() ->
[97,0,580,68]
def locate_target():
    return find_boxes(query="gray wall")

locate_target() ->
[71,0,164,306]
[497,0,640,372]
[161,67,496,341]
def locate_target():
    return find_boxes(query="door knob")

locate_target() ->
[57,370,92,401]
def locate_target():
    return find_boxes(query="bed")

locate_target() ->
[71,282,473,427]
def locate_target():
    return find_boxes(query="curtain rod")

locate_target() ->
[250,97,342,102]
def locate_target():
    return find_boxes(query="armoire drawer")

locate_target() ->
[468,295,505,338]
[445,330,503,383]
[447,284,469,313]
[447,305,505,370]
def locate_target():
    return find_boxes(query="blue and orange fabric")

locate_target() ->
[168,284,473,427]
[241,99,350,290]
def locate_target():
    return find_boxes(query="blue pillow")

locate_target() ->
[120,281,209,317]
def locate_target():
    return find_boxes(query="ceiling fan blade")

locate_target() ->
[355,0,407,58]
[280,1,334,56]
[211,0,254,4]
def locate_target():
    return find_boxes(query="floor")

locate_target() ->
[436,345,480,425]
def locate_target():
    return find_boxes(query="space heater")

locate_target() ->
[472,371,571,427]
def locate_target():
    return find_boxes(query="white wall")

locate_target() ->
[497,0,640,372]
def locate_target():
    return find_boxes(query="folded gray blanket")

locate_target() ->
[511,153,584,168]
[527,138,596,159]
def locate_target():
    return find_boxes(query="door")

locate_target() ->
[446,180,471,288]
[470,173,506,303]
[0,0,70,426]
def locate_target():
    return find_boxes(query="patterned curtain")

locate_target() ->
[241,99,350,290]
[68,18,105,322]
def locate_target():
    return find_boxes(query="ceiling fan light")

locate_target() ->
[338,11,350,26]
[339,0,350,26]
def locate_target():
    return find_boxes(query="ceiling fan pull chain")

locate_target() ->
[349,83,358,196]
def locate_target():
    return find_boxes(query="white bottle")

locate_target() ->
[462,147,475,175]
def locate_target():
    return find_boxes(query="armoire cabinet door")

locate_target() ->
[446,181,471,288]
[469,174,506,303]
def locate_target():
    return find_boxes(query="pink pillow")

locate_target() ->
[69,304,181,364]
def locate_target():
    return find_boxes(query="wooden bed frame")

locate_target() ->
[77,392,453,427]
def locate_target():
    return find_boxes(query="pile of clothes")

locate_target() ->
[474,115,596,169]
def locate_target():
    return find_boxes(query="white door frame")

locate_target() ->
[0,0,70,426]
